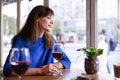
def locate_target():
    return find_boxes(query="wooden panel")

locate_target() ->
[86,0,96,47]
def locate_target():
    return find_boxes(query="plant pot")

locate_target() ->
[84,58,99,74]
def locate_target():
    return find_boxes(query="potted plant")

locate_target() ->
[77,47,103,74]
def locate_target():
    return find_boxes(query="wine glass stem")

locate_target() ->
[58,61,63,75]
[18,75,22,80]
[58,61,59,68]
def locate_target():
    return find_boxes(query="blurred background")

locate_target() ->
[1,0,120,74]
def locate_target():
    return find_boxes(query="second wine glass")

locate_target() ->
[52,43,64,75]
[9,48,31,80]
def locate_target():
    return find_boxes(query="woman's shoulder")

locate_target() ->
[15,36,24,42]
[12,36,26,45]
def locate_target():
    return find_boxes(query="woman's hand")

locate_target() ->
[40,63,61,75]
[13,63,63,76]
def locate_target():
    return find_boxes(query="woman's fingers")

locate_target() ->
[41,63,60,74]
[49,64,60,74]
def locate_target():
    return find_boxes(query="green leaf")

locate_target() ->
[0,71,4,78]
[79,47,103,59]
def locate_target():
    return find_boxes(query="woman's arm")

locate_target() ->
[11,63,61,76]
[12,68,40,76]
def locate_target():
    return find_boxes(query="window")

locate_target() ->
[1,0,43,66]
[97,0,119,73]
[49,0,86,69]
[21,0,43,28]
[1,1,120,74]
[2,1,17,66]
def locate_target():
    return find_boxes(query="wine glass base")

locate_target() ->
[52,73,58,76]
[51,73,63,76]
[18,75,22,80]
[59,73,63,75]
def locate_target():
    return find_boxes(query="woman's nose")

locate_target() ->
[50,20,54,24]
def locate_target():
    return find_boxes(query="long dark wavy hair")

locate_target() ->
[12,5,54,49]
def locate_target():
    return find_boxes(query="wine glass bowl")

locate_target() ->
[9,48,31,79]
[52,52,63,61]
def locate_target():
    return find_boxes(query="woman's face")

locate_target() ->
[37,15,54,32]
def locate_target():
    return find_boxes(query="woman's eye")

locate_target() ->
[47,16,51,19]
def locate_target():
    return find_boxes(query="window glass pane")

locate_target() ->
[49,0,86,69]
[97,0,118,73]
[2,1,17,66]
[21,0,43,28]
[2,0,43,66]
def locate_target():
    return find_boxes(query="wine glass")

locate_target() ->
[9,48,31,80]
[52,43,64,76]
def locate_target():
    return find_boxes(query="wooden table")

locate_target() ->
[4,68,114,80]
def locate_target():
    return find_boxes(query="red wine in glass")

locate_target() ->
[11,61,30,75]
[52,52,63,60]
[10,48,31,80]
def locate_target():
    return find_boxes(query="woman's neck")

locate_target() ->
[39,33,44,37]
[39,31,45,38]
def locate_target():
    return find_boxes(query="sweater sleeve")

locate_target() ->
[60,53,71,68]
[3,54,12,77]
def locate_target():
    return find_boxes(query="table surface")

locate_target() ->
[4,68,114,80]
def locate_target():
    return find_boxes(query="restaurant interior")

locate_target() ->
[0,0,120,80]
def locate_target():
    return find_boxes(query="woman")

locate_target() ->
[3,5,71,77]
